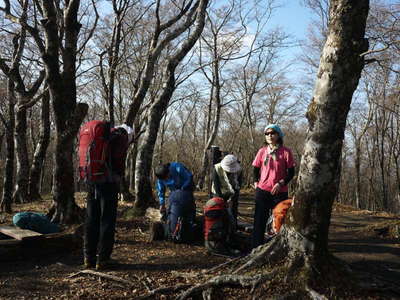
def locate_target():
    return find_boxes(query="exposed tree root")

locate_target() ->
[177,271,277,300]
[172,226,370,299]
[69,270,135,286]
[232,226,310,274]
[47,200,85,224]
[134,283,192,300]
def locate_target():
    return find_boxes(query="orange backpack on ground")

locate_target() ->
[272,199,293,233]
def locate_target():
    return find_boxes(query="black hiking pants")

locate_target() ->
[84,182,119,262]
[251,188,288,249]
[227,191,240,230]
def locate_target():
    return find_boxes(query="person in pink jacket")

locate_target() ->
[251,124,295,248]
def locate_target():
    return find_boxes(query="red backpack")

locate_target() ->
[78,120,129,183]
[78,120,112,183]
[204,197,229,241]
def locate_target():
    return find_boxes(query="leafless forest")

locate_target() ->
[1,0,398,215]
[0,0,399,298]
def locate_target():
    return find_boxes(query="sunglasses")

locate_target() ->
[265,131,277,136]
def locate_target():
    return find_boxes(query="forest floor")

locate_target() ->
[0,190,399,299]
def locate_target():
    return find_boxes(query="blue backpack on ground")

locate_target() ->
[13,212,60,234]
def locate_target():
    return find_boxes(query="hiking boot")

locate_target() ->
[83,257,95,269]
[95,258,117,270]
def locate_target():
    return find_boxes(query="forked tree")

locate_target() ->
[133,0,210,212]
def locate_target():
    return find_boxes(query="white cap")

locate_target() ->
[220,154,241,173]
[115,124,134,143]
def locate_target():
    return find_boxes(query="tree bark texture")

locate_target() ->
[124,0,200,127]
[28,91,50,201]
[0,81,16,213]
[197,64,222,190]
[13,102,29,203]
[0,19,45,205]
[39,0,89,223]
[287,0,369,258]
[134,0,209,210]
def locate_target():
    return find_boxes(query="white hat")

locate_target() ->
[220,154,241,173]
[115,124,134,143]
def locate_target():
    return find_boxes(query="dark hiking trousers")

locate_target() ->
[228,191,240,230]
[251,188,288,249]
[84,182,119,262]
[166,190,196,241]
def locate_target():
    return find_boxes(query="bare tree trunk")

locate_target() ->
[120,119,141,202]
[124,0,199,127]
[0,81,15,213]
[13,102,30,203]
[354,144,362,208]
[36,0,89,224]
[98,0,132,126]
[28,91,50,201]
[197,60,222,190]
[134,0,209,212]
[0,11,45,205]
[286,0,369,255]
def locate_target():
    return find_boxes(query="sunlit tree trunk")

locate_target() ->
[28,90,50,201]
[285,0,369,260]
[0,81,16,213]
[13,102,29,203]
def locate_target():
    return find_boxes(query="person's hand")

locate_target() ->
[253,182,258,189]
[271,182,281,195]
[160,204,166,214]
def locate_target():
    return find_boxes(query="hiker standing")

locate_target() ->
[79,122,133,269]
[211,154,243,229]
[251,124,295,249]
[154,162,196,242]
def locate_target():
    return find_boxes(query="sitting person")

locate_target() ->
[154,162,196,243]
[211,154,242,230]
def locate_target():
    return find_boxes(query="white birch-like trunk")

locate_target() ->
[285,0,370,259]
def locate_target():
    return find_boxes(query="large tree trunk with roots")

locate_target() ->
[176,0,370,298]
[28,91,50,201]
[36,0,89,224]
[133,0,209,212]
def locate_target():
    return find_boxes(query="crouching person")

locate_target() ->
[211,154,242,230]
[154,162,197,243]
[78,121,132,270]
[204,197,240,257]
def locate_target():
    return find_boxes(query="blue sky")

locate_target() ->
[270,0,313,43]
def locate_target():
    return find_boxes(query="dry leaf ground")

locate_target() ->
[0,191,399,299]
